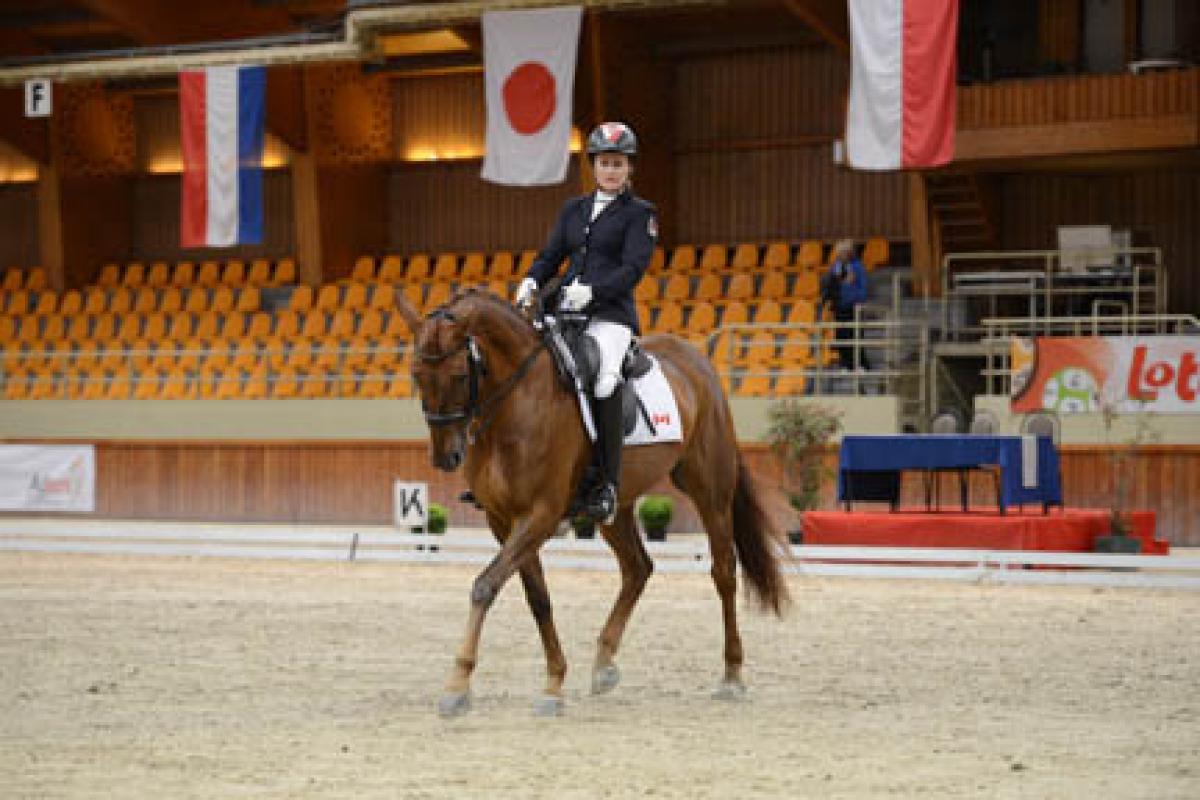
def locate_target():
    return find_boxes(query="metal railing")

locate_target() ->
[940,247,1167,341]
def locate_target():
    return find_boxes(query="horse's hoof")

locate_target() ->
[591,664,621,695]
[437,692,471,718]
[532,693,564,717]
[712,680,747,702]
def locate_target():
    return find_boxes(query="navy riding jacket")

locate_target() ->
[526,188,658,335]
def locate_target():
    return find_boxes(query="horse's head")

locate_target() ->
[398,288,532,473]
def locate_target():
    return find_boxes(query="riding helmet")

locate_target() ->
[586,122,638,158]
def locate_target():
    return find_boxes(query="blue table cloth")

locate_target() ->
[837,434,1063,512]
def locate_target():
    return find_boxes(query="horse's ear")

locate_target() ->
[394,294,423,336]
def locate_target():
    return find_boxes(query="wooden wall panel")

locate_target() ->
[388,159,580,255]
[998,168,1200,313]
[671,45,907,246]
[19,441,1194,546]
[674,147,908,245]
[958,68,1198,128]
[391,72,485,161]
[0,184,39,268]
[130,171,294,263]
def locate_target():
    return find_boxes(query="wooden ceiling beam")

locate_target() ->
[781,0,848,53]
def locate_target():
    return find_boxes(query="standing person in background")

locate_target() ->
[513,122,658,524]
[824,238,869,371]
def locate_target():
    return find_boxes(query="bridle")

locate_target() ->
[415,307,544,442]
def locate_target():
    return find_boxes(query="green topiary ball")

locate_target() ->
[427,503,448,534]
[638,495,674,530]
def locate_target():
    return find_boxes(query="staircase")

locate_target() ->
[926,172,997,254]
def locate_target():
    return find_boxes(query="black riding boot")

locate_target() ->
[584,390,624,525]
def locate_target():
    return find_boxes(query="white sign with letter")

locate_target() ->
[0,445,94,512]
[393,481,428,528]
[25,79,52,117]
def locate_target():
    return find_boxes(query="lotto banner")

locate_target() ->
[0,445,95,512]
[1011,336,1200,415]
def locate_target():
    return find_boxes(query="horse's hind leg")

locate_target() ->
[518,554,569,716]
[592,506,653,695]
[676,468,745,698]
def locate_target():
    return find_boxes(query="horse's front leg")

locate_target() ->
[518,553,569,715]
[439,506,559,718]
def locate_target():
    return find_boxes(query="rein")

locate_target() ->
[416,307,545,443]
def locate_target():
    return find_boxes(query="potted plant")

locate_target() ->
[418,502,448,552]
[637,495,674,542]
[764,400,842,544]
[1094,396,1156,554]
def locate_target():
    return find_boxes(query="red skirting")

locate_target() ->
[801,508,1169,554]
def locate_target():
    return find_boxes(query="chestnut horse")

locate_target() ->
[395,288,789,717]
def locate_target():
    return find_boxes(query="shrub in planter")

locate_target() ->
[638,495,674,541]
[427,503,448,535]
[572,516,596,539]
[764,400,842,543]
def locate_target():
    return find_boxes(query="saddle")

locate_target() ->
[541,313,655,437]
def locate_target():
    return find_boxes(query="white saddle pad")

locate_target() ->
[577,355,683,446]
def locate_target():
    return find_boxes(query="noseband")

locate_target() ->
[416,307,544,440]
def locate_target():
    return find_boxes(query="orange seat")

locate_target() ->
[794,271,819,299]
[653,303,683,334]
[122,263,145,288]
[726,273,754,302]
[91,313,117,341]
[402,283,423,310]
[328,309,356,338]
[4,290,29,316]
[315,284,340,311]
[166,312,194,342]
[760,272,788,301]
[25,267,47,292]
[517,250,536,274]
[693,274,722,302]
[406,254,431,281]
[699,244,727,273]
[635,277,660,303]
[300,310,328,339]
[193,311,221,341]
[377,255,403,284]
[272,258,296,286]
[424,283,451,311]
[247,258,271,286]
[83,288,107,315]
[235,286,260,313]
[172,262,195,287]
[762,241,791,270]
[648,247,666,273]
[662,274,689,301]
[488,252,516,282]
[350,256,376,283]
[40,315,66,341]
[356,309,384,339]
[685,302,717,337]
[115,314,142,342]
[245,312,273,342]
[667,245,696,272]
[211,286,235,314]
[96,263,121,288]
[273,310,300,339]
[222,260,246,287]
[787,299,817,325]
[795,240,823,271]
[289,285,314,312]
[460,252,486,282]
[146,261,171,288]
[158,287,183,314]
[343,282,367,311]
[753,300,783,325]
[369,284,395,311]
[196,260,221,287]
[720,302,749,327]
[132,287,157,314]
[184,288,209,314]
[222,310,247,339]
[863,236,889,270]
[0,316,14,341]
[108,288,133,315]
[730,243,758,272]
[59,290,83,316]
[433,253,458,281]
[142,312,167,340]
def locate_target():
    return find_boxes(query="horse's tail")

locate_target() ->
[731,452,791,616]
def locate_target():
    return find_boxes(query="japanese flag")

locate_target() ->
[481,6,582,186]
[845,0,958,170]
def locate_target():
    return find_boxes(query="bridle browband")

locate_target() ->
[416,306,544,442]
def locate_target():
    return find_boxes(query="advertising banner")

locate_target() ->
[1011,336,1200,415]
[0,445,96,512]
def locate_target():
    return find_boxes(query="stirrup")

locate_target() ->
[583,482,617,526]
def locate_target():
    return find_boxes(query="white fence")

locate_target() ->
[1,518,1198,590]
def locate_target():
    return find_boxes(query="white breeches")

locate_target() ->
[586,318,632,398]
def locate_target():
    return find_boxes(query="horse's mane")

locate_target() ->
[437,287,536,337]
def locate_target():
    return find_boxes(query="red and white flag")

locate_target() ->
[481,6,582,186]
[845,0,958,170]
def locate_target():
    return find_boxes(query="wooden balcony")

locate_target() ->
[954,68,1199,162]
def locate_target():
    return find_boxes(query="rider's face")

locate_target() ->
[593,153,631,194]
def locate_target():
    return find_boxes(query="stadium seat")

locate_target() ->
[134,370,161,400]
[459,252,486,282]
[146,261,171,288]
[356,309,384,339]
[787,299,817,324]
[635,277,660,303]
[386,370,413,398]
[122,263,145,288]
[245,312,272,342]
[726,273,754,302]
[166,312,194,342]
[794,271,819,299]
[15,314,38,342]
[795,240,823,271]
[97,338,125,370]
[720,301,749,327]
[222,310,247,339]
[300,310,328,339]
[194,311,221,341]
[289,285,313,312]
[128,338,154,372]
[517,250,536,274]
[424,283,451,311]
[762,241,791,270]
[342,282,367,311]
[653,303,683,334]
[488,252,516,282]
[667,245,696,272]
[863,236,889,270]
[184,288,209,314]
[273,310,300,339]
[222,260,246,287]
[485,280,508,300]
[247,259,271,286]
[109,288,133,315]
[433,253,458,281]
[115,314,142,342]
[381,311,409,339]
[4,290,29,315]
[142,313,167,340]
[368,283,395,310]
[699,244,727,273]
[271,368,299,398]
[730,243,758,272]
[58,290,83,316]
[662,274,689,301]
[0,316,14,341]
[328,309,355,339]
[64,315,91,343]
[648,246,666,273]
[3,369,30,400]
[759,272,788,301]
[753,300,783,325]
[172,262,195,288]
[41,315,66,341]
[209,286,234,314]
[196,261,221,287]
[402,282,423,310]
[162,369,196,400]
[83,289,107,315]
[132,287,157,314]
[684,302,716,338]
[235,286,260,313]
[378,255,403,284]
[96,263,121,288]
[91,314,117,342]
[158,287,183,314]
[272,258,296,286]
[351,256,376,283]
[315,284,341,311]
[406,254,431,281]
[243,368,269,400]
[25,268,47,292]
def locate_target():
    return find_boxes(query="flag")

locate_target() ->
[845,0,958,170]
[481,6,582,186]
[179,65,266,247]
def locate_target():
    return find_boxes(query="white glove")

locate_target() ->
[514,277,538,308]
[560,280,593,312]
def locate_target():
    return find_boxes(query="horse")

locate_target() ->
[394,287,790,717]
